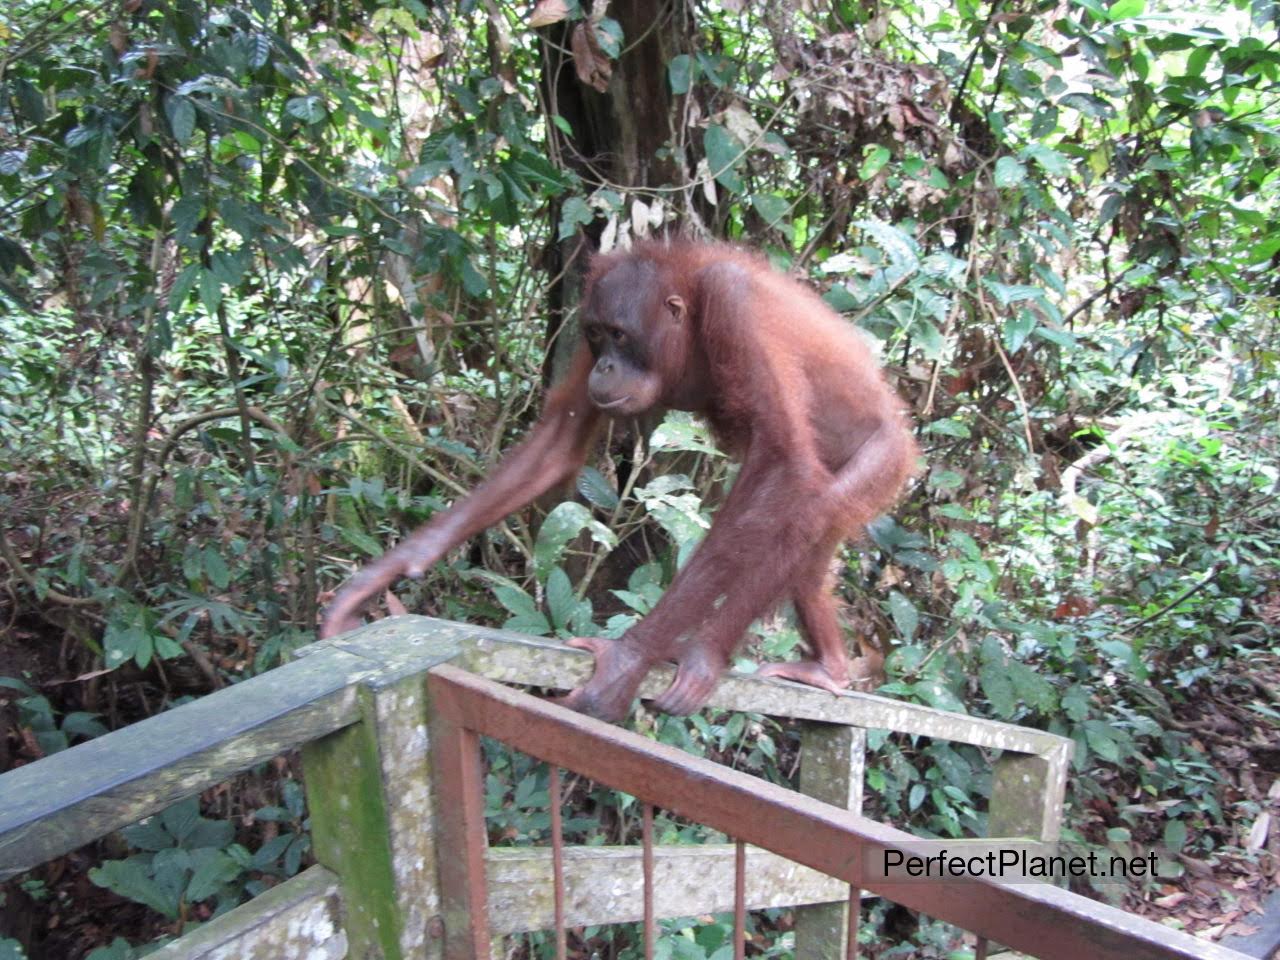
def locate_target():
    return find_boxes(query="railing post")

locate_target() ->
[302,685,406,960]
[301,623,461,959]
[989,748,1067,843]
[426,676,492,960]
[795,722,866,960]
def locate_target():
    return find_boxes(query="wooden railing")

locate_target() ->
[0,616,1247,959]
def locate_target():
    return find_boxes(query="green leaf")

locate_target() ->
[1185,45,1214,78]
[703,124,744,193]
[1003,311,1037,353]
[459,256,489,297]
[285,96,326,124]
[650,412,721,454]
[926,418,971,438]
[1058,92,1115,119]
[186,849,241,901]
[859,144,891,180]
[1061,684,1090,722]
[1083,720,1121,763]
[1163,818,1188,853]
[576,466,620,510]
[980,661,1017,717]
[1108,0,1145,18]
[1007,661,1056,712]
[908,782,927,811]
[668,54,693,94]
[493,584,539,618]
[534,501,617,580]
[1023,143,1068,176]
[994,156,1027,188]
[199,270,223,316]
[162,797,200,843]
[751,192,789,227]
[203,547,230,590]
[558,196,594,239]
[545,567,575,630]
[912,679,966,713]
[65,125,96,148]
[166,96,196,146]
[887,591,919,641]
[90,859,180,918]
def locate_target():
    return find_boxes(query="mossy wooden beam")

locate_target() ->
[146,865,346,960]
[0,644,375,880]
[484,844,849,934]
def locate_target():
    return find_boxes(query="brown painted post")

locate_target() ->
[794,723,866,960]
[427,684,492,960]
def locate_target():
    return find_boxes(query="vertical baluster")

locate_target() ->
[975,937,989,960]
[846,884,859,960]
[643,803,655,960]
[550,765,566,960]
[734,839,746,960]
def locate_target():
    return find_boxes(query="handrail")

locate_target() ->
[0,616,1069,879]
[427,663,1249,960]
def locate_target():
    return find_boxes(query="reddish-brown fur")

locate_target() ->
[321,240,918,722]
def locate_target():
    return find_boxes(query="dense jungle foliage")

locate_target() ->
[1,0,1278,957]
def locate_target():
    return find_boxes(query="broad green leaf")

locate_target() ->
[1003,310,1037,353]
[703,124,744,193]
[166,96,196,145]
[913,679,966,713]
[545,567,576,630]
[980,661,1017,717]
[577,466,620,510]
[926,418,971,438]
[859,144,891,180]
[558,196,594,239]
[1164,819,1188,853]
[90,859,179,918]
[1108,0,1145,18]
[285,96,326,124]
[751,192,789,226]
[668,54,693,94]
[887,590,919,640]
[534,501,617,580]
[186,849,241,901]
[994,156,1026,187]
[1024,143,1068,176]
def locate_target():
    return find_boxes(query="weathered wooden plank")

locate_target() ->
[441,617,1070,757]
[147,865,346,960]
[0,645,372,880]
[484,844,849,934]
[795,723,865,959]
[0,616,462,881]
